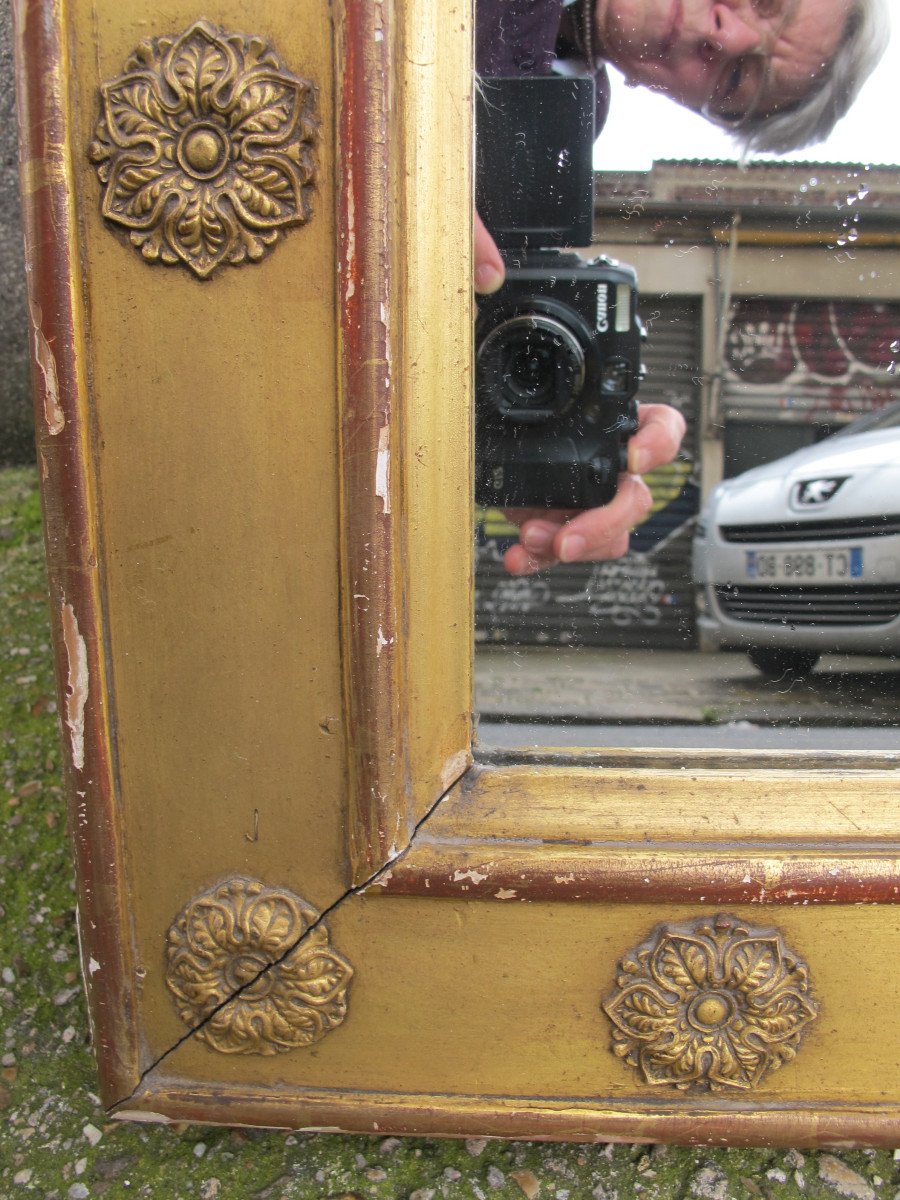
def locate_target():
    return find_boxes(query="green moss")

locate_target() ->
[1,466,898,1200]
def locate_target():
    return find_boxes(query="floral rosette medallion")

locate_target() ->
[602,914,818,1091]
[166,878,353,1055]
[90,20,318,278]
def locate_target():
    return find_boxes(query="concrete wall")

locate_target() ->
[0,1,33,464]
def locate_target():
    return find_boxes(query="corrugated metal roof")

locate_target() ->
[592,159,900,219]
[631,159,900,173]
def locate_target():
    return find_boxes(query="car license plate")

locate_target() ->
[745,547,863,583]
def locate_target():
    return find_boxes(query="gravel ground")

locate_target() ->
[1,464,898,1200]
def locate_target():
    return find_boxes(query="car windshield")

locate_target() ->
[830,401,900,439]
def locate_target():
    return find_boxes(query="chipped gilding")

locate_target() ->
[60,598,88,770]
[28,298,64,434]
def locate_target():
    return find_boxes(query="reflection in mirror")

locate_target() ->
[472,0,900,748]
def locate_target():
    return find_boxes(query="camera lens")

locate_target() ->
[509,343,555,398]
[477,314,585,420]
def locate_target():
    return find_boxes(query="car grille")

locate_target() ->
[714,584,900,626]
[718,514,900,543]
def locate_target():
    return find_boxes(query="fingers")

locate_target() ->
[551,474,653,560]
[499,403,685,575]
[503,516,570,576]
[503,475,653,576]
[474,211,505,295]
[627,402,687,475]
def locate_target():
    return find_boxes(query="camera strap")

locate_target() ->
[573,0,595,70]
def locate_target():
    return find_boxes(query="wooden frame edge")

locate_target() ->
[375,757,900,903]
[12,0,142,1104]
[336,0,414,880]
[338,0,474,884]
[378,840,900,904]
[112,1082,900,1148]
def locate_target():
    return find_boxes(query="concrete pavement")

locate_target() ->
[474,646,900,727]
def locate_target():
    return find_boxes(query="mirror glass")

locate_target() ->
[472,10,900,753]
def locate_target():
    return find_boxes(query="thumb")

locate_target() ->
[474,211,505,294]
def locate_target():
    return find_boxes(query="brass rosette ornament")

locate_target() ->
[90,20,318,278]
[166,879,353,1055]
[602,914,818,1091]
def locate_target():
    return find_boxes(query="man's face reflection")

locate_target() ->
[593,0,850,121]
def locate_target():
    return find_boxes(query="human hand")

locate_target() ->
[474,210,505,295]
[500,402,688,576]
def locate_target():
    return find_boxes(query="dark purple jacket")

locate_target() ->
[475,0,611,133]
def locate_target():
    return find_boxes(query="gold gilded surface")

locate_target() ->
[165,878,353,1055]
[602,913,818,1092]
[433,758,900,843]
[70,0,345,1069]
[90,19,318,277]
[395,0,474,825]
[336,0,473,881]
[121,900,900,1141]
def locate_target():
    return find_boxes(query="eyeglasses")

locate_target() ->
[701,0,800,129]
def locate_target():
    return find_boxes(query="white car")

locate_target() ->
[693,402,900,678]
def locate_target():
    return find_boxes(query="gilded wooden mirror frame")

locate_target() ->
[13,0,899,1145]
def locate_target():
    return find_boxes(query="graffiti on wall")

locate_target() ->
[726,300,900,411]
[475,542,681,631]
[555,555,675,627]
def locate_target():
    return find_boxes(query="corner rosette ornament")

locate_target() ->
[90,20,318,278]
[602,914,818,1091]
[166,879,353,1055]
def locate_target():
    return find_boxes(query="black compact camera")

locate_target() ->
[475,75,643,509]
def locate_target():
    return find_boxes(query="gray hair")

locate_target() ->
[734,0,890,155]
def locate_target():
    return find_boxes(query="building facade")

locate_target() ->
[475,160,900,648]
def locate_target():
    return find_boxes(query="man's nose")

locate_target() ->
[707,4,765,56]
